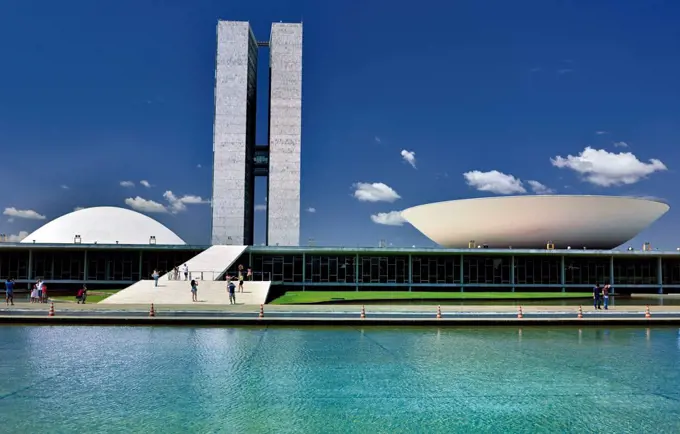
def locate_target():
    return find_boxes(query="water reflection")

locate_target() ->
[1,326,679,433]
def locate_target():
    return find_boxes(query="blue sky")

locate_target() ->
[1,0,679,248]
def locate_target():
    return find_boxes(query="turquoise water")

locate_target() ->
[1,326,679,433]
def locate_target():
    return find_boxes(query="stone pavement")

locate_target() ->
[4,301,680,314]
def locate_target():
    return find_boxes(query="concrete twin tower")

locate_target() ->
[211,21,303,247]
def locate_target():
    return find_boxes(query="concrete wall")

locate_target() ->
[267,23,303,247]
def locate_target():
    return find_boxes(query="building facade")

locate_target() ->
[3,245,680,295]
[211,21,303,247]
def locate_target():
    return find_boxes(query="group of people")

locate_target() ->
[151,264,190,288]
[593,283,612,310]
[170,264,189,281]
[188,264,251,304]
[29,279,48,303]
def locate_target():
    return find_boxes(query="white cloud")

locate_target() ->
[120,181,135,188]
[595,131,609,135]
[74,206,85,211]
[374,136,381,144]
[550,147,667,187]
[463,170,526,194]
[614,141,628,148]
[6,231,29,242]
[353,182,401,202]
[60,185,69,190]
[140,180,151,188]
[400,150,416,168]
[527,180,555,194]
[163,191,209,213]
[124,197,167,213]
[371,211,406,226]
[3,207,46,220]
[255,204,267,212]
[306,207,316,213]
[197,164,202,168]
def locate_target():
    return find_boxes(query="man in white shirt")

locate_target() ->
[183,264,189,280]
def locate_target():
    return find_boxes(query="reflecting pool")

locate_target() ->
[1,326,679,433]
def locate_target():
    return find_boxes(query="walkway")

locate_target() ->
[3,302,680,325]
[102,245,273,305]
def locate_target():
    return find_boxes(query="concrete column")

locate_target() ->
[460,254,464,292]
[27,249,33,281]
[138,251,143,280]
[301,252,306,291]
[355,253,359,291]
[50,251,55,280]
[408,254,412,292]
[609,255,615,294]
[510,255,515,292]
[658,256,663,294]
[561,255,566,292]
[83,250,88,281]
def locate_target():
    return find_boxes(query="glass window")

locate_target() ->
[564,256,610,285]
[463,255,510,284]
[514,256,561,285]
[613,257,657,285]
[662,258,680,285]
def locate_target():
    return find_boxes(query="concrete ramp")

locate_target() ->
[160,245,247,281]
[101,280,271,305]
[101,244,271,305]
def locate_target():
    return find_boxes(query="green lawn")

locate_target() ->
[270,291,592,305]
[51,289,120,304]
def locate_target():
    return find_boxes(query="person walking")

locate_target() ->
[183,264,189,281]
[593,284,602,310]
[4,278,14,306]
[190,278,198,302]
[152,270,159,287]
[228,279,236,305]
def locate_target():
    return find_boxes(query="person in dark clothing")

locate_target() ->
[190,279,198,302]
[228,280,236,305]
[593,284,602,310]
[5,278,14,306]
[76,285,88,304]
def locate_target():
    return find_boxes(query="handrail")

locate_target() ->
[223,271,271,282]
[165,270,272,281]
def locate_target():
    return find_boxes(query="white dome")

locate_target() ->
[401,195,669,249]
[21,206,186,245]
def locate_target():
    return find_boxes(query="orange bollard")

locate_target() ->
[360,305,366,319]
[48,302,55,317]
[149,303,155,317]
[436,305,442,319]
[645,305,651,319]
[259,304,264,319]
[577,305,583,319]
[517,306,523,319]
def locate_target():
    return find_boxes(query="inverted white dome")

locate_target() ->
[21,206,186,245]
[401,195,669,249]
